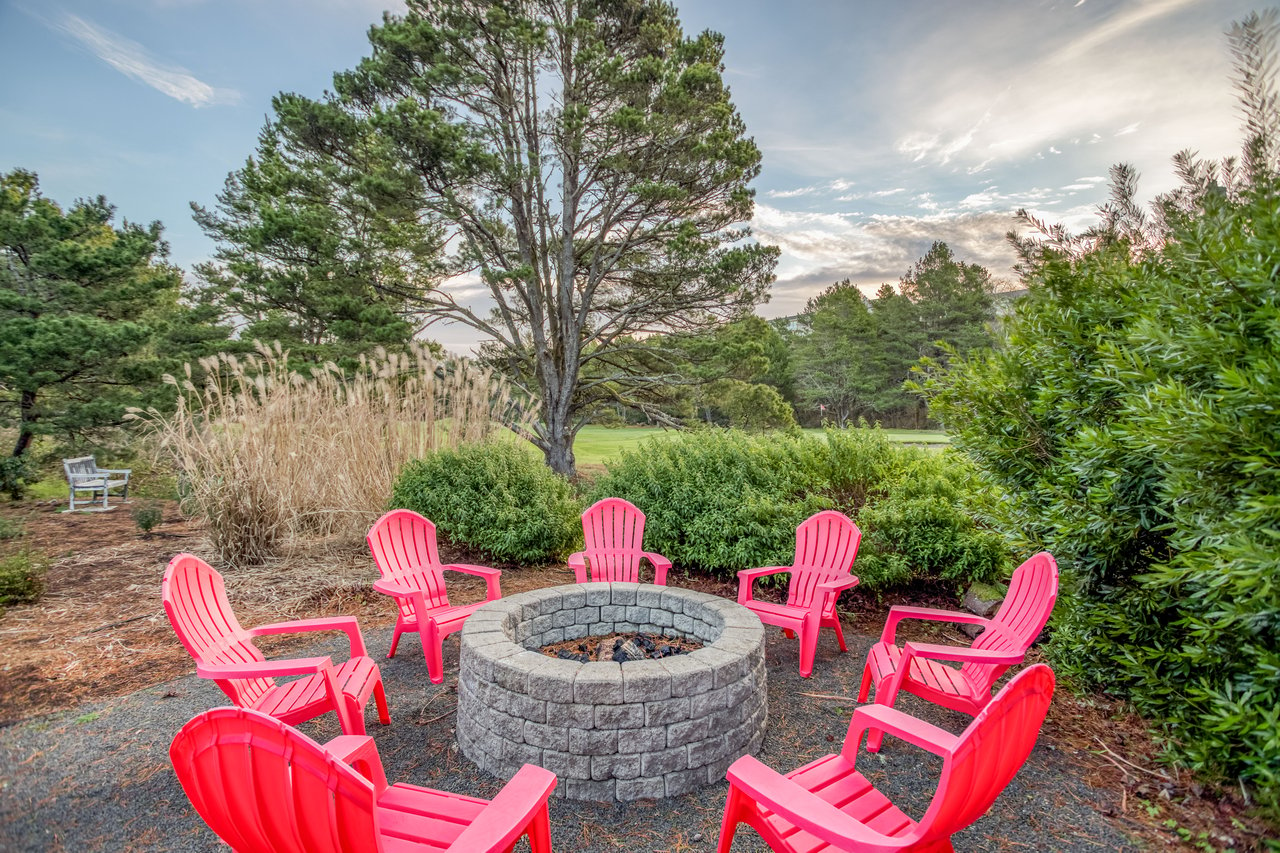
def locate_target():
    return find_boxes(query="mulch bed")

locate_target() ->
[0,498,1275,850]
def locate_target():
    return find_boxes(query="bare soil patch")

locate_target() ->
[0,500,571,726]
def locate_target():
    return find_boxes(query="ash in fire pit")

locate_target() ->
[542,632,702,663]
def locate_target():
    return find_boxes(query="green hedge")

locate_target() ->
[916,79,1280,807]
[389,441,580,563]
[588,428,1005,589]
[0,551,45,612]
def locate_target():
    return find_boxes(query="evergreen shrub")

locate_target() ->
[0,551,46,610]
[916,21,1280,804]
[390,441,580,563]
[589,428,1005,588]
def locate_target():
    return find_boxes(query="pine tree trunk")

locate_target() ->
[13,390,36,457]
[542,433,576,479]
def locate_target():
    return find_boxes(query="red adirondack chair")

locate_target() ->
[162,553,389,737]
[570,497,671,585]
[858,551,1058,751]
[736,510,861,677]
[367,509,503,684]
[717,663,1056,853]
[172,706,556,853]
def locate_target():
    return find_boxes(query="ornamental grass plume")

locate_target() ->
[133,341,530,567]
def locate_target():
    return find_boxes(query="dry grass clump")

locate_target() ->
[133,341,529,567]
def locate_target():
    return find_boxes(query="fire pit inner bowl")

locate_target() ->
[457,582,766,801]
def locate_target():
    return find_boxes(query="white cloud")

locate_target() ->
[878,0,1242,179]
[766,185,820,199]
[749,203,1051,316]
[1052,0,1200,63]
[55,13,238,107]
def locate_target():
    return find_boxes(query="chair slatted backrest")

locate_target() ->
[914,664,1055,842]
[964,552,1059,691]
[163,554,272,707]
[171,707,381,853]
[581,498,646,582]
[785,511,862,611]
[367,510,450,618]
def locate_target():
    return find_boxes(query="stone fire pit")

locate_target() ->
[456,583,767,801]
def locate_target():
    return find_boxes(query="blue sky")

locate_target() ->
[0,0,1259,352]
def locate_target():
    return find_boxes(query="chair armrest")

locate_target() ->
[843,702,959,762]
[443,764,557,853]
[196,656,333,680]
[818,576,858,594]
[642,552,672,570]
[736,567,791,605]
[443,564,502,599]
[725,756,901,853]
[372,578,415,598]
[569,552,589,584]
[901,640,1025,666]
[816,575,859,607]
[249,616,369,658]
[326,735,388,795]
[96,468,132,475]
[642,552,672,585]
[880,605,990,644]
[443,563,500,579]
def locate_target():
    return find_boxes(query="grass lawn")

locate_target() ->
[566,425,949,466]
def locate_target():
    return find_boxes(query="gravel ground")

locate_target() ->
[0,621,1141,852]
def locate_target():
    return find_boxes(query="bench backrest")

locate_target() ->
[63,457,98,482]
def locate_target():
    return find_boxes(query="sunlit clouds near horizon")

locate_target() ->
[0,0,1262,351]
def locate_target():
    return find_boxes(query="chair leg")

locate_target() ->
[423,622,444,685]
[387,626,403,659]
[717,784,747,853]
[857,665,873,703]
[798,615,820,678]
[373,680,391,725]
[526,803,553,853]
[832,618,847,652]
[866,679,900,753]
[339,694,368,737]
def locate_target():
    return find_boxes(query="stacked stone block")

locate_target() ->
[457,582,767,801]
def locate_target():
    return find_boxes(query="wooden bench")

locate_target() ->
[63,456,131,511]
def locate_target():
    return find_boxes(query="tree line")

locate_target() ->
[1,0,997,491]
[0,157,995,498]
